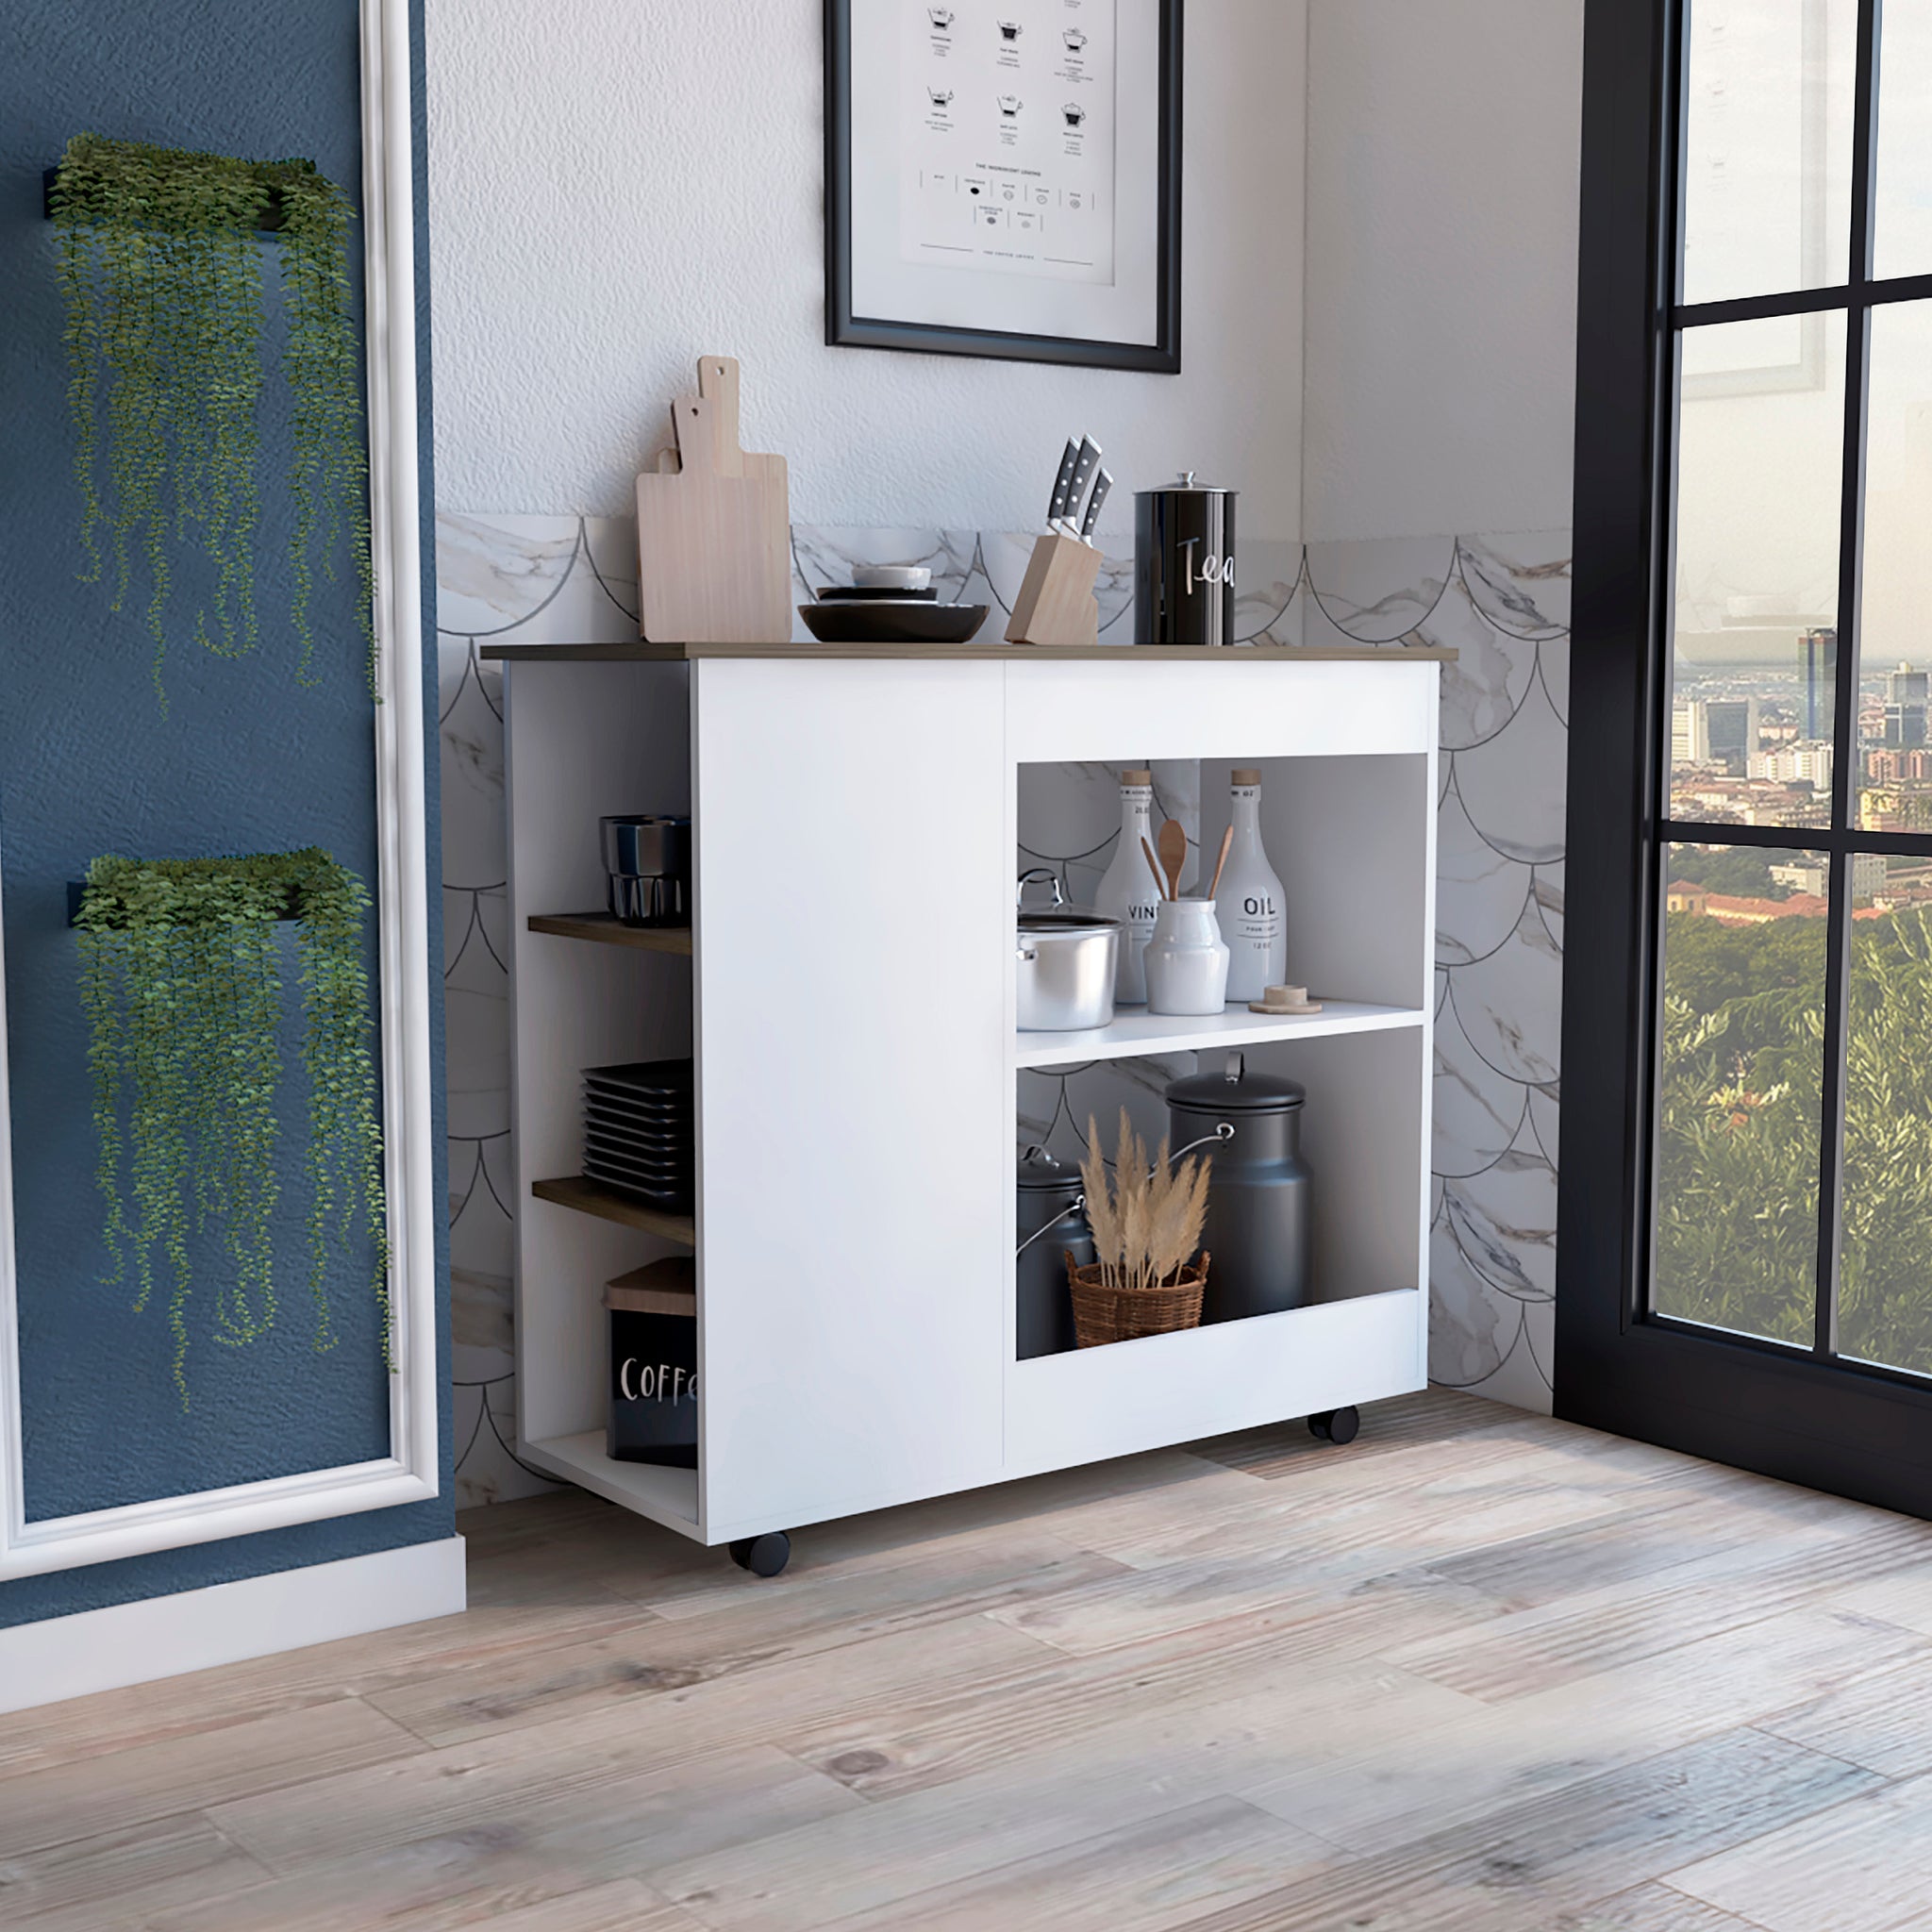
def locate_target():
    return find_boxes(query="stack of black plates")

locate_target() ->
[582,1058,693,1210]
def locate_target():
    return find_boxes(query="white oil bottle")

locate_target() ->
[1092,767,1160,1003]
[1219,767,1287,1002]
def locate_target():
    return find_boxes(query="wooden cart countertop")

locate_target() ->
[478,641,1457,663]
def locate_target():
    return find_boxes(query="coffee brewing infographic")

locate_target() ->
[899,0,1118,285]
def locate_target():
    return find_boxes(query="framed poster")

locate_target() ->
[825,0,1182,373]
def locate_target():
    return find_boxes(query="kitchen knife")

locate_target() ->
[1047,437,1082,529]
[1079,467,1113,544]
[1061,437,1102,535]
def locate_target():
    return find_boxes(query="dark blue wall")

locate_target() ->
[0,1,448,1626]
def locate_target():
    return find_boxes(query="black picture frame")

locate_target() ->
[824,0,1183,374]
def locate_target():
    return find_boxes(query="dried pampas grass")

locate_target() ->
[1079,1108,1211,1294]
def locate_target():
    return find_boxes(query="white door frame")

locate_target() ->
[0,0,439,1582]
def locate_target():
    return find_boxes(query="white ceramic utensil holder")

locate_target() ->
[1143,899,1231,1015]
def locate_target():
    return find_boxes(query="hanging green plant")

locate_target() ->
[75,849,391,1408]
[50,134,376,706]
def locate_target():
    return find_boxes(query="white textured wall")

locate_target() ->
[1300,0,1584,542]
[424,0,1307,537]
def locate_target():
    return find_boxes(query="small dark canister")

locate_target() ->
[1135,472,1238,646]
[606,1259,698,1467]
[1165,1052,1310,1324]
[1016,1146,1093,1358]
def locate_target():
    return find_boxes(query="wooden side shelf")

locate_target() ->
[527,912,692,956]
[531,1175,695,1246]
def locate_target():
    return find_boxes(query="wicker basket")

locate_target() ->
[1064,1251,1210,1348]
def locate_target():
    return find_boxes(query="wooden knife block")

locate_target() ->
[1006,533,1102,648]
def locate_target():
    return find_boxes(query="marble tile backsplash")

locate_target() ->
[436,516,1569,1505]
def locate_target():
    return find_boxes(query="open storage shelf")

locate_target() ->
[1008,1290,1424,1473]
[1015,999,1425,1068]
[527,912,692,955]
[530,1174,694,1246]
[522,1430,699,1530]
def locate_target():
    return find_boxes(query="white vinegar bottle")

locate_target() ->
[1092,767,1160,1003]
[1219,767,1287,1002]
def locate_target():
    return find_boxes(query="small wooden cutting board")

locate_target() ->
[636,357,791,643]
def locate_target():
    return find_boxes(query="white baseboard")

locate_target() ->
[0,1534,466,1715]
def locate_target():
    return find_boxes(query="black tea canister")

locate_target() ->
[1135,472,1238,646]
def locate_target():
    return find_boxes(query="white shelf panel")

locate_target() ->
[523,1431,704,1542]
[1014,1000,1426,1069]
[1005,1290,1425,1475]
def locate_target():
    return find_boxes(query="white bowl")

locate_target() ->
[852,565,932,591]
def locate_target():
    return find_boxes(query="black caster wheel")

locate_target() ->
[1308,1406,1360,1445]
[728,1532,791,1577]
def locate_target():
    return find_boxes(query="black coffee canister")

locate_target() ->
[606,1265,698,1467]
[1165,1052,1310,1323]
[1016,1146,1093,1358]
[1135,472,1238,646]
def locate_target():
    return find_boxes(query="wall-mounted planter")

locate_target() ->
[47,133,374,702]
[73,850,391,1408]
[41,165,285,231]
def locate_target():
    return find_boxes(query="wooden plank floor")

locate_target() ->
[9,1389,1932,1930]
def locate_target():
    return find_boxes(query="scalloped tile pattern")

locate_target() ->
[435,517,1571,1503]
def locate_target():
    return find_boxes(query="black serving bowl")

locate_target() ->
[798,601,990,645]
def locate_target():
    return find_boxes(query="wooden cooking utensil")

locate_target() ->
[1207,824,1235,902]
[1141,836,1168,901]
[635,356,791,642]
[1158,819,1187,902]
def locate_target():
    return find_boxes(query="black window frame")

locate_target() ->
[1558,0,1932,1514]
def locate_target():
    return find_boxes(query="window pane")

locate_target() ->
[1857,303,1932,831]
[1654,843,1827,1346]
[1671,314,1846,831]
[1874,2,1932,278]
[1840,884,1932,1374]
[1681,0,1855,305]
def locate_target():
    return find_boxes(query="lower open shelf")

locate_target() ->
[522,1430,703,1540]
[1005,1287,1424,1474]
[531,1174,696,1246]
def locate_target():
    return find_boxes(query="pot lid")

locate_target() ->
[1136,469,1237,495]
[1019,909,1121,937]
[1016,1144,1084,1191]
[1165,1050,1306,1113]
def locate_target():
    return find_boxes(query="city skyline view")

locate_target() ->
[1671,635,1932,842]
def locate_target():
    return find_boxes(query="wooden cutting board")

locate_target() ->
[636,357,791,643]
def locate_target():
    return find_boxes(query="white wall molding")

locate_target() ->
[0,0,441,1583]
[0,1536,465,1716]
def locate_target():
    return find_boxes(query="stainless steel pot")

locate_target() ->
[1016,868,1120,1031]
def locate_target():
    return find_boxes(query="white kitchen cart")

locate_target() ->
[489,641,1446,1574]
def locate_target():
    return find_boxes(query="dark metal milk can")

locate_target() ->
[1015,1146,1093,1358]
[1165,1052,1311,1324]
